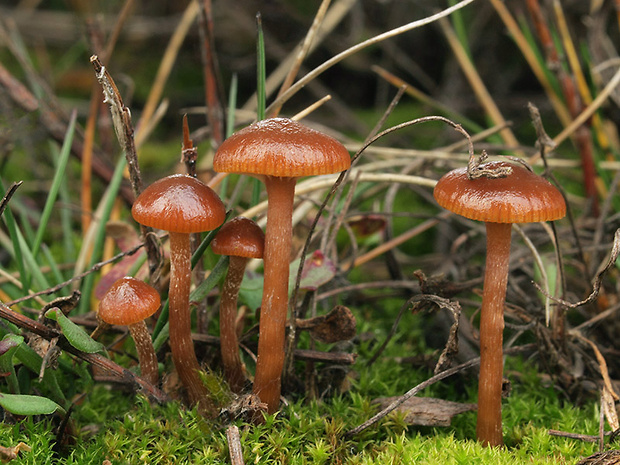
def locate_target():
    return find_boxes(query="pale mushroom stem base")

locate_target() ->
[252,176,296,414]
[169,232,215,416]
[476,222,512,447]
[128,321,159,386]
[220,256,249,393]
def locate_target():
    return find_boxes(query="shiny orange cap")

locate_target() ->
[213,118,351,178]
[98,277,160,326]
[434,161,566,223]
[132,174,226,234]
[211,217,265,259]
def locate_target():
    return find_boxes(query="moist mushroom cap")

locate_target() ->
[433,161,566,223]
[99,277,161,326]
[211,217,265,259]
[213,118,351,178]
[132,174,226,234]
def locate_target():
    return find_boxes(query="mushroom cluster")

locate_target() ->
[434,161,566,446]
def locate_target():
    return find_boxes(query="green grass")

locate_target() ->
[0,331,601,464]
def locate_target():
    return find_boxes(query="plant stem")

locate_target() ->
[252,176,296,414]
[476,221,511,447]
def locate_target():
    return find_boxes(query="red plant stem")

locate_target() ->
[199,0,224,146]
[168,232,215,416]
[525,0,598,214]
[252,176,296,414]
[128,321,159,386]
[476,222,512,447]
[220,256,249,393]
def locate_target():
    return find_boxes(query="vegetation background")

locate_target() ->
[1,0,620,463]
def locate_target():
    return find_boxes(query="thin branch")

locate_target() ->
[264,0,478,115]
[0,181,22,219]
[4,241,146,307]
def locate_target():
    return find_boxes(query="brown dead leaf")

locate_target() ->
[372,396,476,427]
[296,305,356,343]
[602,386,620,432]
[0,442,31,463]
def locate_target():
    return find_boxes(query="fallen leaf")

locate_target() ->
[372,396,476,427]
[346,214,386,238]
[297,305,357,343]
[0,442,31,463]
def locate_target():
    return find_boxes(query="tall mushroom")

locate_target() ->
[98,276,161,385]
[132,174,226,414]
[212,216,265,393]
[213,118,351,414]
[433,160,565,446]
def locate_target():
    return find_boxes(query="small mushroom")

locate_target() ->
[211,217,265,393]
[434,160,565,446]
[132,174,226,414]
[98,277,161,385]
[214,118,351,414]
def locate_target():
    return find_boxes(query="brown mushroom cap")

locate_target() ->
[433,161,566,223]
[99,277,161,326]
[213,118,351,178]
[132,174,226,234]
[211,217,265,259]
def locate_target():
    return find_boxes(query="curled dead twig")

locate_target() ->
[534,228,620,309]
[366,294,461,371]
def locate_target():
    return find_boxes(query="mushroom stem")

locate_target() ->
[128,321,159,386]
[252,176,296,414]
[220,255,249,393]
[168,231,214,415]
[476,221,512,447]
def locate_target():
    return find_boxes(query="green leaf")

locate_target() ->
[0,392,65,416]
[239,272,264,311]
[0,334,24,394]
[239,251,337,311]
[290,250,336,292]
[0,334,23,357]
[45,308,105,354]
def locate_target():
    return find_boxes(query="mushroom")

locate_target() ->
[98,276,161,385]
[132,174,226,414]
[211,216,265,393]
[433,160,565,446]
[213,118,351,414]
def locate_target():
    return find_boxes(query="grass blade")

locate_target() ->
[256,12,266,121]
[31,109,77,259]
[78,156,128,314]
